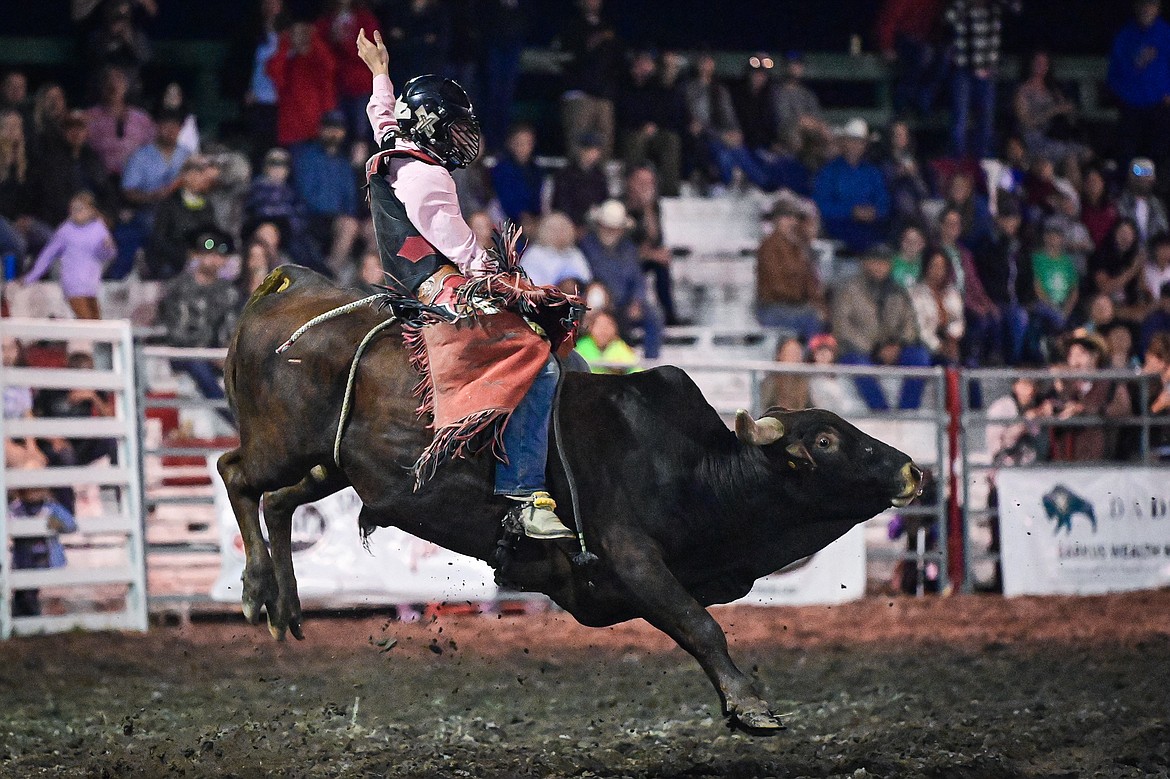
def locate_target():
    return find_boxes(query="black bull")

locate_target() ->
[218,266,923,734]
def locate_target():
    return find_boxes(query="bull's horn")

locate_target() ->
[735,409,785,446]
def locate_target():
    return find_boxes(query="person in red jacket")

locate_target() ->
[875,0,944,117]
[267,22,337,147]
[315,0,380,144]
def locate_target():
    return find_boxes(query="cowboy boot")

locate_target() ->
[506,491,575,540]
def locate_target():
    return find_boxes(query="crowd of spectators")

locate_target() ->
[1,0,1170,466]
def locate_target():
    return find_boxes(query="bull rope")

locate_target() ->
[551,364,598,566]
[274,294,388,354]
[334,318,398,467]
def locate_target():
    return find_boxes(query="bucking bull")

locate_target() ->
[218,265,923,734]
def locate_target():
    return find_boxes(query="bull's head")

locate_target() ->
[735,408,923,514]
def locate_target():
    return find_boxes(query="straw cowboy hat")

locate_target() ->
[590,199,635,230]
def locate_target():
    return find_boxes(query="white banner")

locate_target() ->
[997,467,1170,596]
[734,525,866,606]
[208,457,497,605]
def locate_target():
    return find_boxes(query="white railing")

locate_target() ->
[1,318,147,638]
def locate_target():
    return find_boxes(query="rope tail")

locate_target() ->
[552,361,598,566]
[334,317,398,467]
[275,294,388,354]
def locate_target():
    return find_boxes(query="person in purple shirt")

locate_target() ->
[813,118,891,255]
[18,191,116,319]
[1109,0,1170,173]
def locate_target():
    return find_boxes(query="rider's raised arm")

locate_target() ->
[393,159,492,277]
[367,73,397,143]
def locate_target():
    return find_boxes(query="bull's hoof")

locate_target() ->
[727,709,786,736]
[241,566,279,628]
[265,596,304,642]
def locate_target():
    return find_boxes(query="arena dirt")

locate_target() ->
[1,591,1169,778]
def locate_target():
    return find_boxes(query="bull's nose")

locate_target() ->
[891,462,924,507]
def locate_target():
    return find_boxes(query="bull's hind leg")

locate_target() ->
[217,449,278,626]
[262,465,349,641]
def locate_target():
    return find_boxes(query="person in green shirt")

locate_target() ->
[574,309,640,374]
[890,224,927,288]
[1028,219,1080,354]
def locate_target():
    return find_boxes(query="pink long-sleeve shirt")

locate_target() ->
[23,219,116,299]
[366,74,491,277]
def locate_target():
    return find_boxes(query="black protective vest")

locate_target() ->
[367,148,451,294]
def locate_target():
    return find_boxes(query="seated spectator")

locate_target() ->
[29,82,68,157]
[157,228,242,420]
[944,170,994,252]
[579,199,663,359]
[268,21,337,148]
[34,350,118,467]
[1028,218,1081,355]
[1079,165,1118,250]
[814,119,890,255]
[831,244,931,410]
[1116,157,1169,246]
[1144,232,1170,303]
[976,198,1032,364]
[18,191,115,319]
[555,0,623,160]
[1050,181,1095,267]
[1048,329,1130,461]
[1014,50,1089,165]
[681,52,740,186]
[1021,156,1063,222]
[1,71,31,131]
[244,148,321,272]
[237,238,279,296]
[939,205,1002,365]
[9,482,78,617]
[521,211,592,287]
[891,224,928,288]
[116,107,191,279]
[616,50,683,197]
[292,110,359,275]
[760,337,810,410]
[490,122,542,232]
[3,336,48,470]
[754,197,825,338]
[85,66,154,178]
[452,138,494,219]
[574,309,639,374]
[986,375,1048,467]
[0,108,43,270]
[1144,334,1170,456]
[624,164,679,325]
[145,155,221,280]
[35,109,114,228]
[731,53,782,154]
[1088,218,1145,319]
[1104,319,1140,371]
[806,333,862,414]
[772,51,829,156]
[880,120,931,235]
[1141,281,1170,354]
[909,248,965,364]
[315,0,380,143]
[551,132,608,232]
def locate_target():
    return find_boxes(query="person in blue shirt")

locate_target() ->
[9,485,78,617]
[1108,0,1170,173]
[490,122,543,230]
[291,110,359,275]
[813,118,891,255]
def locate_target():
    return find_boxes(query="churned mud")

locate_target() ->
[1,591,1169,778]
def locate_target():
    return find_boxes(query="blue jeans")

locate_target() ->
[839,344,932,410]
[894,37,945,116]
[713,143,811,194]
[495,355,559,495]
[755,302,824,340]
[951,68,997,159]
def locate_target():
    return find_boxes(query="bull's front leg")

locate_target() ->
[602,527,785,735]
[262,465,348,641]
[217,449,278,625]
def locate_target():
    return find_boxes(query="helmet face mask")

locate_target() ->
[397,75,481,170]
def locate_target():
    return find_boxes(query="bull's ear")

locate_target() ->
[785,441,817,470]
[735,409,784,446]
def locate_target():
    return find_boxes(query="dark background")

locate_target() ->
[7,1,1137,56]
